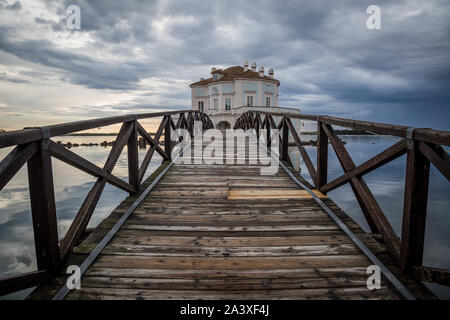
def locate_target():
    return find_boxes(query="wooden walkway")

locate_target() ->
[29,138,435,300]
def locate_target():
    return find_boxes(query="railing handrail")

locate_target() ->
[247,110,450,146]
[243,110,450,146]
[0,109,214,297]
[234,110,450,289]
[0,110,189,149]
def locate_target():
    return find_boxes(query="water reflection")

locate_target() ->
[290,135,450,298]
[0,136,162,284]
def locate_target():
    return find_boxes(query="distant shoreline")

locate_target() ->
[63,133,118,136]
[63,130,374,136]
[63,132,156,136]
[300,129,374,136]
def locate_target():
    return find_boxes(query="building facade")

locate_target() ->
[190,61,281,129]
[189,62,308,171]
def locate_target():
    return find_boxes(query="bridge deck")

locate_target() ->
[29,139,434,300]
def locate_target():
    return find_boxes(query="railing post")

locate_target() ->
[255,114,260,139]
[187,112,194,138]
[165,115,172,160]
[127,119,139,195]
[400,139,430,271]
[281,118,289,162]
[317,120,328,190]
[27,138,60,275]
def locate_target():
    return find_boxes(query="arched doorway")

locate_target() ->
[217,121,231,130]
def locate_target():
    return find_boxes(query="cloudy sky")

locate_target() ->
[0,0,449,131]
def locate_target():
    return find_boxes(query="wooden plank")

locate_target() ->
[400,141,430,270]
[0,142,37,192]
[93,255,370,270]
[67,286,398,300]
[70,286,398,300]
[228,189,328,199]
[124,213,334,222]
[75,243,363,257]
[120,224,341,232]
[27,139,61,273]
[114,206,335,215]
[84,266,370,280]
[103,234,356,247]
[80,275,370,291]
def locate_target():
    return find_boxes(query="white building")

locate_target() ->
[190,61,288,129]
[189,61,307,171]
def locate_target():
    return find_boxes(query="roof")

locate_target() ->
[190,65,279,87]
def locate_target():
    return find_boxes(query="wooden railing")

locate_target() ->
[0,110,214,296]
[234,111,450,286]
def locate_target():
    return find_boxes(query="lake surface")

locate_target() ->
[0,136,162,299]
[0,135,448,299]
[289,135,450,299]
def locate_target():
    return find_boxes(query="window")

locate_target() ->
[247,96,253,107]
[266,97,271,107]
[198,101,204,112]
[225,98,231,111]
[214,99,218,110]
[213,74,218,81]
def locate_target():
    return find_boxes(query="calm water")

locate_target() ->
[0,135,448,299]
[0,136,162,299]
[289,135,450,299]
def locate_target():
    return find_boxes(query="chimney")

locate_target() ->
[268,68,274,78]
[243,60,249,71]
[200,77,204,81]
[251,62,256,72]
[259,66,264,77]
[211,67,216,73]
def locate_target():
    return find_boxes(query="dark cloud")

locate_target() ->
[1,0,21,11]
[0,0,449,129]
[0,28,149,89]
[34,17,64,32]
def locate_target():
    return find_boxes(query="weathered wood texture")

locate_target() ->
[0,110,213,296]
[27,137,435,300]
[234,111,449,280]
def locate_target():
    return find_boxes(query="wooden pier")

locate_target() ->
[0,110,449,299]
